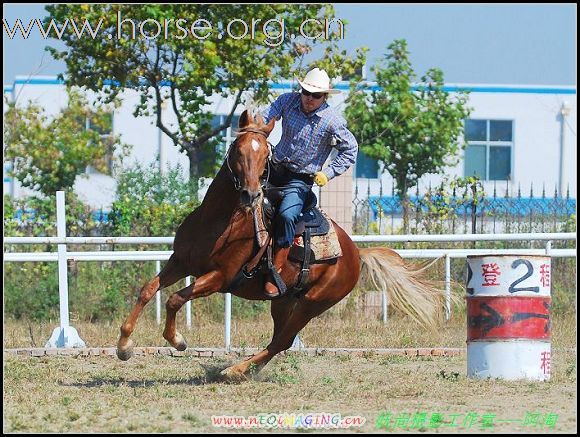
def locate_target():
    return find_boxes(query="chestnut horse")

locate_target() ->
[116,108,443,379]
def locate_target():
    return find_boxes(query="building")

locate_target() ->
[3,76,577,233]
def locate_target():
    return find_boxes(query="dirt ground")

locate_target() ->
[3,348,576,433]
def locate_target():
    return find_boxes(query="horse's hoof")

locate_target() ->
[173,332,188,351]
[116,340,134,361]
[220,366,249,383]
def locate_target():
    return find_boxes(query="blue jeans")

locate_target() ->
[269,164,313,247]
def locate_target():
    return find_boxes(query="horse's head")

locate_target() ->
[226,108,275,207]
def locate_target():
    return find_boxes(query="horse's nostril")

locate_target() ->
[240,190,261,206]
[240,190,251,205]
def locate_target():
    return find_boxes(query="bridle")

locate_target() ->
[225,127,273,191]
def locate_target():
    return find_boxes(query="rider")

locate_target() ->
[260,67,358,296]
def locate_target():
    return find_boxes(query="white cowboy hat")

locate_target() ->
[297,68,341,95]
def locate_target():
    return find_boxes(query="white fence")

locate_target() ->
[4,191,577,349]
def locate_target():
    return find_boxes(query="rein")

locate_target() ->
[220,126,277,293]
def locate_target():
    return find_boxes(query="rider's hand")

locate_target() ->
[313,171,329,187]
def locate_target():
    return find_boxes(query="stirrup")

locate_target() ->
[264,269,287,298]
[264,244,288,298]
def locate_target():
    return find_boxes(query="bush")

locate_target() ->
[4,191,107,237]
[4,163,201,322]
[109,162,199,237]
[68,260,157,322]
[4,263,60,321]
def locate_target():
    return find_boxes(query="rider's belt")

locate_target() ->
[289,170,314,185]
[272,161,313,185]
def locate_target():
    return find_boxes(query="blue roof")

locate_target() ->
[6,77,576,95]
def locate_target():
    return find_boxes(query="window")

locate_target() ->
[464,119,513,181]
[196,114,241,172]
[211,114,240,155]
[355,150,379,178]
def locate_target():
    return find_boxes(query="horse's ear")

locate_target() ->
[238,110,254,129]
[262,116,276,136]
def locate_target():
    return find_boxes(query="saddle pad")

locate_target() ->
[289,211,342,263]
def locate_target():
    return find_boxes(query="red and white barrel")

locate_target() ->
[466,255,551,381]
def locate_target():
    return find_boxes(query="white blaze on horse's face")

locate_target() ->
[251,139,260,152]
[234,131,270,208]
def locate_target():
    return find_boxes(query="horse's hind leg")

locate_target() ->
[163,270,224,350]
[221,297,330,380]
[117,255,185,361]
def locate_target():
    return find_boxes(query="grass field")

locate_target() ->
[3,309,577,433]
[3,350,576,433]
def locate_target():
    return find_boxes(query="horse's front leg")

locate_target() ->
[117,256,185,361]
[163,270,224,350]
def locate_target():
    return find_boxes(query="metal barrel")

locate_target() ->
[466,255,551,381]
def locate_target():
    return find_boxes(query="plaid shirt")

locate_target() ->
[261,92,358,180]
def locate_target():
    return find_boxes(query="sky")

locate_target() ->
[2,3,577,87]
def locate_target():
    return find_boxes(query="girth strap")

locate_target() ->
[293,228,311,292]
[222,236,271,294]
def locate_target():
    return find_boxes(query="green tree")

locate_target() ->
[345,39,472,232]
[45,4,367,192]
[4,88,128,197]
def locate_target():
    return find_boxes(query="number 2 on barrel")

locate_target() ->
[508,259,540,293]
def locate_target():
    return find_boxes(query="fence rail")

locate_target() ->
[4,248,576,263]
[4,192,577,350]
[4,231,575,245]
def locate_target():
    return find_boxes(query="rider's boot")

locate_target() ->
[264,246,291,297]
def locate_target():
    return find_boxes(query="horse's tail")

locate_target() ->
[358,247,444,328]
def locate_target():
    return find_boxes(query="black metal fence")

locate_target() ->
[352,179,576,235]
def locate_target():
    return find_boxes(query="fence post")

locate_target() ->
[471,181,478,236]
[224,293,232,352]
[185,276,192,329]
[155,260,161,325]
[382,290,388,324]
[45,191,85,348]
[445,254,451,320]
[290,335,305,350]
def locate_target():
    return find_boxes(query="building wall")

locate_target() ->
[366,86,577,199]
[463,89,576,196]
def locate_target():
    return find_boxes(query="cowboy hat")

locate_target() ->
[297,68,341,95]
